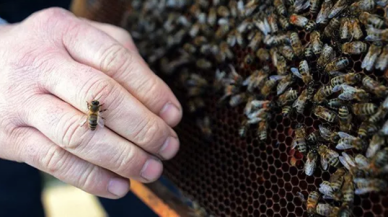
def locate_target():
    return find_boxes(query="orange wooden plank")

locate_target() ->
[130,180,181,217]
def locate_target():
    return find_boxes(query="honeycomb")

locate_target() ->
[76,0,388,216]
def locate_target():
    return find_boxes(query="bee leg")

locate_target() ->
[97,117,105,128]
[100,109,107,113]
[86,101,90,110]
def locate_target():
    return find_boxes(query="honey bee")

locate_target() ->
[243,53,254,66]
[380,119,388,135]
[258,121,268,141]
[307,131,321,145]
[278,88,298,106]
[271,49,288,75]
[291,66,312,86]
[248,31,263,51]
[313,85,336,104]
[80,99,106,131]
[290,32,304,57]
[354,178,388,195]
[183,43,197,53]
[305,149,318,176]
[369,98,388,123]
[358,121,378,138]
[310,0,321,15]
[279,45,295,61]
[237,18,254,33]
[289,14,309,28]
[247,108,270,124]
[341,173,355,205]
[256,48,270,61]
[193,36,208,46]
[318,144,340,170]
[244,1,260,16]
[352,103,378,116]
[342,41,368,55]
[282,105,292,117]
[375,44,388,71]
[311,31,323,55]
[316,203,339,217]
[268,13,279,33]
[359,12,384,29]
[274,0,287,16]
[328,0,348,19]
[338,106,352,133]
[331,73,361,86]
[362,75,388,97]
[350,0,376,12]
[350,18,363,40]
[196,58,212,69]
[319,125,340,143]
[304,42,314,59]
[336,132,366,150]
[316,0,333,24]
[333,84,370,102]
[362,44,382,71]
[197,116,212,137]
[227,29,244,47]
[317,44,335,69]
[219,85,239,101]
[366,134,386,158]
[277,74,295,95]
[340,18,351,41]
[327,98,347,110]
[217,5,230,17]
[229,93,247,107]
[292,124,307,153]
[370,147,388,170]
[239,119,249,137]
[188,97,205,113]
[314,105,338,123]
[243,68,269,92]
[189,22,201,38]
[323,18,340,38]
[278,15,290,30]
[255,18,271,36]
[324,57,350,75]
[293,86,315,114]
[207,7,217,26]
[307,191,320,216]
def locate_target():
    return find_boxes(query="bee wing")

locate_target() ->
[305,151,317,176]
[355,188,378,195]
[291,67,302,79]
[320,155,329,170]
[319,181,333,195]
[382,95,388,109]
[247,118,262,124]
[269,75,284,81]
[97,113,105,128]
[336,139,353,150]
[318,125,330,137]
[355,154,370,168]
[339,156,352,171]
[338,132,355,139]
[338,92,355,101]
[341,152,356,167]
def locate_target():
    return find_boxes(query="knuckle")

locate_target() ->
[40,145,68,174]
[59,114,93,151]
[115,145,144,177]
[77,165,100,192]
[99,43,133,75]
[83,76,117,102]
[28,7,73,28]
[139,78,166,110]
[132,118,165,151]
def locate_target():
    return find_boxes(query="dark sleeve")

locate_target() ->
[0,0,71,23]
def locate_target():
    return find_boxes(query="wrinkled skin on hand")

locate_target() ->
[0,8,182,199]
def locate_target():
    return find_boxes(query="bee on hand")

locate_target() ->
[80,99,107,131]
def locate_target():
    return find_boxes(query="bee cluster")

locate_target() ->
[123,0,388,216]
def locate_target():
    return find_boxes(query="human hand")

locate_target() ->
[0,8,182,199]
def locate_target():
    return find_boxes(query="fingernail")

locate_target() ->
[160,102,182,127]
[159,137,180,160]
[141,158,163,182]
[108,178,129,197]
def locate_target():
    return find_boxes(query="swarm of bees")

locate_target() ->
[124,0,388,216]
